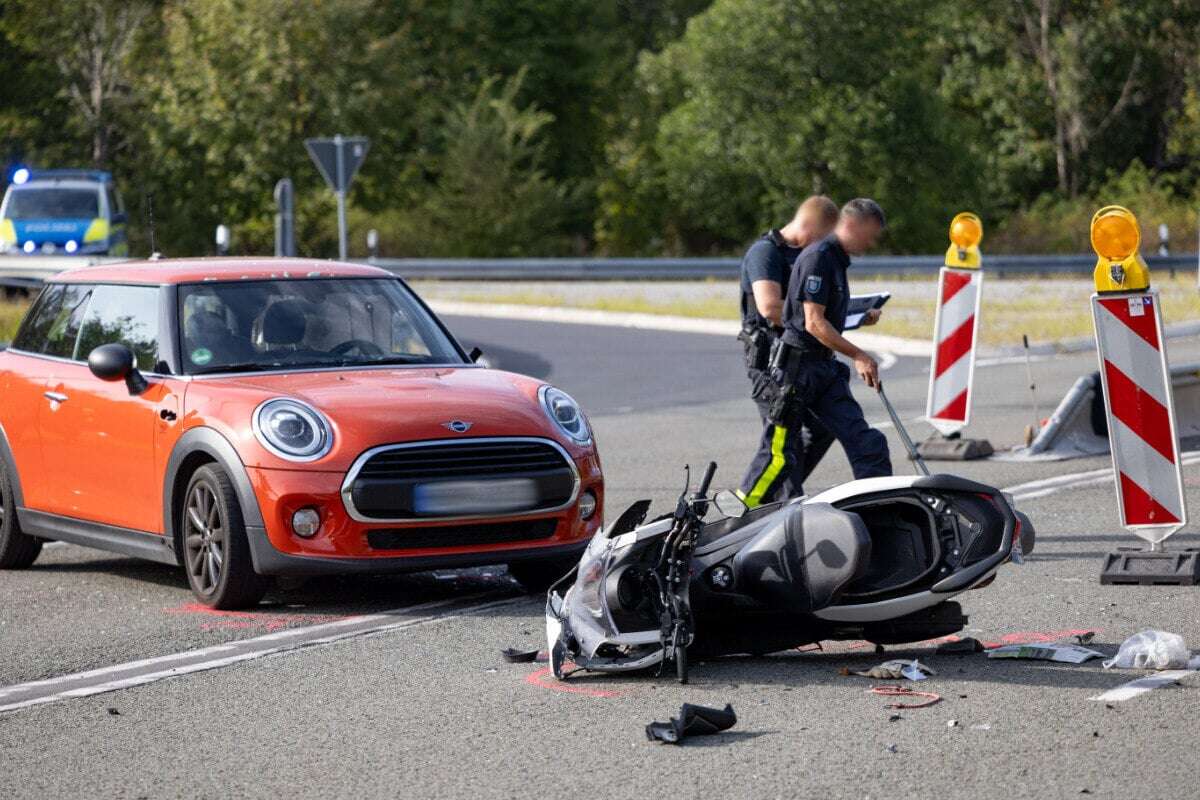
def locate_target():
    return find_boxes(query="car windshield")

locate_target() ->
[4,187,100,219]
[178,278,465,374]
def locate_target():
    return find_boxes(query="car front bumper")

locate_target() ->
[243,462,602,576]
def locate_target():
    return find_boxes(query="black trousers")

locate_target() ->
[739,360,891,506]
[738,366,836,506]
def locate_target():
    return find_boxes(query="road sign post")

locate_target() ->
[304,135,369,261]
[917,212,993,460]
[274,178,295,257]
[1089,206,1197,585]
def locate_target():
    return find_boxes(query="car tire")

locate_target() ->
[508,557,577,593]
[0,460,41,569]
[182,465,270,609]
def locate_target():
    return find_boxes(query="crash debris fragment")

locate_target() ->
[845,659,936,681]
[936,637,984,655]
[500,647,542,664]
[987,643,1104,664]
[645,703,737,745]
[870,685,943,709]
[1103,630,1191,671]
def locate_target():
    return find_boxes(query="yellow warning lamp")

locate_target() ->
[945,212,982,268]
[1090,205,1149,292]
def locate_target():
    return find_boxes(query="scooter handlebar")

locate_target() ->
[696,461,718,497]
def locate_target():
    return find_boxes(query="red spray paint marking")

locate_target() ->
[163,602,352,633]
[524,666,622,698]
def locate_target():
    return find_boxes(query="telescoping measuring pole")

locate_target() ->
[1089,206,1196,585]
[918,212,993,460]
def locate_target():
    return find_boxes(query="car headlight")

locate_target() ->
[252,398,333,461]
[539,386,590,445]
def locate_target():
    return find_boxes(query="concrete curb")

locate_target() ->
[427,299,935,357]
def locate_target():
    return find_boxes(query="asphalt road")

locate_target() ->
[1,314,1199,799]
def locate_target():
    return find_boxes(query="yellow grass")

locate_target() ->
[415,275,1200,349]
[0,299,29,343]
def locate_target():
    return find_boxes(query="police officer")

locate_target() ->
[737,196,838,507]
[743,198,892,492]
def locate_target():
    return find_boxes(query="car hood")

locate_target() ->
[207,366,574,469]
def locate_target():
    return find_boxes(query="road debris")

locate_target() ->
[500,647,542,663]
[844,659,936,680]
[1103,630,1190,671]
[947,719,959,728]
[645,703,737,745]
[870,685,943,709]
[106,707,120,716]
[987,643,1104,664]
[936,637,984,655]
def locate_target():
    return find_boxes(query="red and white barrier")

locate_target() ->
[926,267,983,435]
[1092,290,1187,541]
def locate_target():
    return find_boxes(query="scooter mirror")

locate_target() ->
[712,490,747,519]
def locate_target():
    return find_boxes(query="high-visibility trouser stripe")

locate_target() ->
[744,424,789,508]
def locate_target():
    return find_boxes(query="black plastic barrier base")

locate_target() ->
[1100,547,1200,586]
[915,434,994,461]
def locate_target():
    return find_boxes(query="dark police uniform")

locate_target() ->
[736,230,834,506]
[741,234,891,495]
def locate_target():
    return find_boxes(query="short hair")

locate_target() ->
[841,197,886,228]
[796,195,839,228]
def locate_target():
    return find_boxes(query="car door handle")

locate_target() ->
[43,391,68,404]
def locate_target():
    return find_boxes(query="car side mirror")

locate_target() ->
[713,489,748,519]
[88,343,148,395]
[468,346,483,363]
[111,212,127,225]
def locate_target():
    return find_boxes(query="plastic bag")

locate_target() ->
[1103,630,1191,671]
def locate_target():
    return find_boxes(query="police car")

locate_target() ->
[0,169,128,256]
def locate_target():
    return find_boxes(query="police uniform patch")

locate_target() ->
[806,275,823,294]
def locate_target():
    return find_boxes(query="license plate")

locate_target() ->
[412,478,539,515]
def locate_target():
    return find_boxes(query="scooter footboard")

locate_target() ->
[856,601,967,645]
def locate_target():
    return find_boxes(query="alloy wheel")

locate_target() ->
[185,481,225,594]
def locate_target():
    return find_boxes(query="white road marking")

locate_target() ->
[0,593,522,714]
[1090,669,1196,703]
[869,415,927,432]
[976,354,1053,368]
[1003,451,1200,502]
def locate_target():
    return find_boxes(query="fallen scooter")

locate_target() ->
[545,387,1036,684]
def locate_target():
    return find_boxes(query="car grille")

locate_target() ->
[344,438,578,521]
[366,519,559,551]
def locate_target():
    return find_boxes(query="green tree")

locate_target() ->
[600,0,978,253]
[368,71,573,257]
[1,0,152,167]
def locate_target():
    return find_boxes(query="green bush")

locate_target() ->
[990,163,1199,254]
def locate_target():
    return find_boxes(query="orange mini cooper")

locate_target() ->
[0,259,603,607]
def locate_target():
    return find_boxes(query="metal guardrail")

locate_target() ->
[0,253,1197,284]
[368,253,1200,281]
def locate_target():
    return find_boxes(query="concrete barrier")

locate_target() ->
[1006,362,1200,460]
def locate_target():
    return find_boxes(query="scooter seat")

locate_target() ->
[732,502,871,614]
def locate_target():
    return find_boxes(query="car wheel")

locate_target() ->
[508,557,577,593]
[182,465,270,609]
[0,460,41,569]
